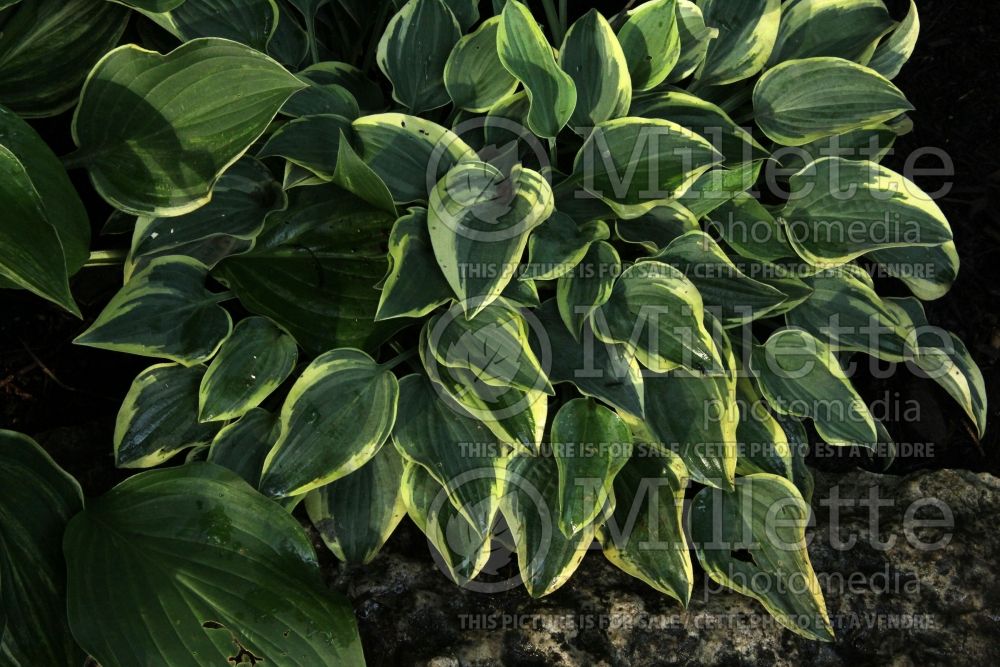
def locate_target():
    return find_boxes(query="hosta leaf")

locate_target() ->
[781,158,952,266]
[331,132,397,214]
[650,231,787,325]
[392,374,508,535]
[556,240,620,339]
[691,474,834,641]
[306,444,407,564]
[868,0,919,79]
[76,257,232,365]
[497,0,577,138]
[531,300,644,418]
[559,9,632,129]
[785,267,910,360]
[669,0,716,82]
[769,0,894,65]
[523,214,609,281]
[282,79,359,118]
[616,0,680,92]
[295,61,384,112]
[696,0,780,85]
[115,364,222,468]
[630,90,769,166]
[144,0,280,51]
[266,0,309,68]
[0,146,80,316]
[753,57,913,146]
[734,376,794,480]
[615,201,700,253]
[774,123,897,175]
[886,300,987,438]
[422,332,548,454]
[207,408,279,486]
[552,398,632,537]
[401,462,492,585]
[0,431,84,667]
[570,117,723,218]
[428,162,554,315]
[638,339,738,488]
[126,157,284,279]
[425,301,553,394]
[0,0,129,117]
[377,207,453,320]
[214,183,396,354]
[678,159,761,219]
[260,348,399,498]
[594,261,716,373]
[0,104,89,278]
[776,413,815,503]
[64,464,365,666]
[377,0,461,113]
[198,317,298,422]
[502,453,595,597]
[353,112,478,203]
[751,328,877,448]
[597,450,693,604]
[72,38,304,216]
[709,192,794,262]
[444,17,518,112]
[867,241,958,301]
[258,113,352,179]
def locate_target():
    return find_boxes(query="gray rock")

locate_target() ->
[322,469,1000,666]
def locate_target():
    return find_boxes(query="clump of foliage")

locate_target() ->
[0,0,987,663]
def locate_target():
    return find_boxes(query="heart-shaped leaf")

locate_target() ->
[570,117,723,218]
[206,408,279,487]
[551,398,632,537]
[198,316,298,422]
[696,0,780,85]
[597,449,693,605]
[260,348,399,498]
[502,453,595,597]
[428,162,554,315]
[522,214,609,281]
[594,261,716,373]
[352,112,478,203]
[392,374,509,536]
[559,9,631,129]
[751,328,877,448]
[214,183,396,354]
[258,113,353,179]
[867,241,958,301]
[64,463,365,666]
[376,207,454,320]
[76,257,233,365]
[556,240,620,339]
[142,0,280,51]
[115,363,222,468]
[306,443,407,564]
[616,0,680,91]
[769,0,894,65]
[691,474,834,641]
[753,57,913,146]
[444,17,518,112]
[497,0,577,138]
[669,0,716,82]
[126,157,284,279]
[72,38,304,215]
[781,157,952,266]
[377,0,461,113]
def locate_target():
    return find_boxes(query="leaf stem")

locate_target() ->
[381,347,419,372]
[540,0,564,44]
[306,14,320,65]
[547,137,558,170]
[83,249,127,268]
[558,0,568,34]
[208,290,235,304]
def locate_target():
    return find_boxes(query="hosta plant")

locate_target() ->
[0,0,988,662]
